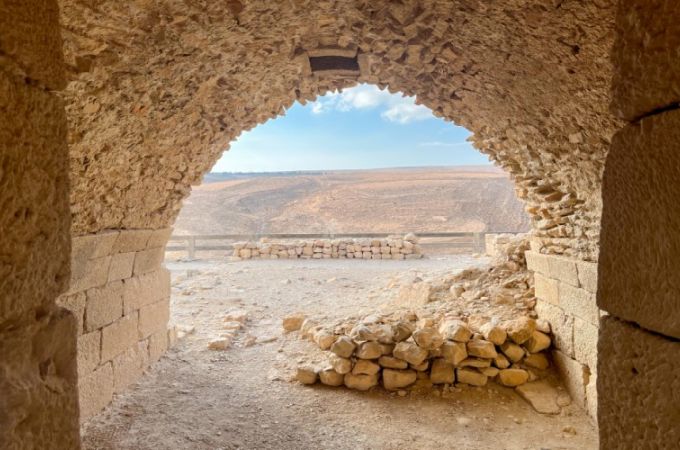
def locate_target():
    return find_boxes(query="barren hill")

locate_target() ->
[173,166,531,235]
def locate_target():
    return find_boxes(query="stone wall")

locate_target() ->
[0,1,80,448]
[233,235,423,261]
[484,233,526,259]
[57,229,177,422]
[525,250,599,420]
[597,2,680,446]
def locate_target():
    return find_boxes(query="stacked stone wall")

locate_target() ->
[525,250,599,419]
[233,235,423,261]
[57,229,177,422]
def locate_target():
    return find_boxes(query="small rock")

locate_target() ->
[296,366,318,385]
[410,360,429,371]
[506,317,536,345]
[480,322,507,346]
[494,354,511,369]
[523,353,550,370]
[352,359,381,376]
[344,373,379,391]
[456,368,488,386]
[467,340,498,359]
[480,366,499,377]
[282,313,306,332]
[382,369,417,390]
[439,320,472,342]
[379,356,408,369]
[207,338,231,351]
[393,342,429,366]
[430,358,455,384]
[330,336,356,358]
[440,341,468,366]
[392,321,414,342]
[319,368,344,386]
[498,368,529,387]
[356,341,382,359]
[500,342,525,363]
[412,327,444,350]
[329,354,353,374]
[524,331,551,353]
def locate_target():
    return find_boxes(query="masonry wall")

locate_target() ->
[0,1,80,447]
[57,229,177,422]
[525,251,599,420]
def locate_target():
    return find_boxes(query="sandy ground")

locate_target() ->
[81,256,597,450]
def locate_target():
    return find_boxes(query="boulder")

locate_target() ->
[393,342,429,366]
[438,320,472,342]
[498,369,529,387]
[412,327,444,350]
[282,313,306,332]
[456,368,488,386]
[319,368,344,386]
[330,336,356,358]
[344,373,379,391]
[382,369,417,390]
[466,340,498,359]
[430,358,455,384]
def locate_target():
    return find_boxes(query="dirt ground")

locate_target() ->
[81,256,598,450]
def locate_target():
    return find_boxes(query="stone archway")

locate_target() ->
[2,0,679,448]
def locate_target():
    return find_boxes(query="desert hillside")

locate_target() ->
[173,166,531,235]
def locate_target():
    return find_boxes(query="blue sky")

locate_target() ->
[211,84,490,173]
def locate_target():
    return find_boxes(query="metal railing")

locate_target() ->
[164,232,523,259]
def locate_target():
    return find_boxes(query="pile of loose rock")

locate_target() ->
[287,236,555,395]
[232,233,424,260]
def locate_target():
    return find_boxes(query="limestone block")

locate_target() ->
[585,374,597,421]
[600,110,680,339]
[133,247,165,276]
[533,273,559,305]
[56,292,86,335]
[122,269,171,314]
[113,229,152,253]
[69,255,112,294]
[112,340,149,393]
[0,0,65,88]
[573,317,598,372]
[535,300,574,357]
[558,282,599,326]
[599,316,680,448]
[138,297,171,339]
[611,0,680,120]
[552,350,588,409]
[84,281,123,332]
[149,329,168,363]
[547,255,579,287]
[101,313,139,362]
[108,252,135,282]
[77,330,101,378]
[79,362,114,424]
[146,227,173,249]
[71,232,119,262]
[576,260,597,294]
[524,251,549,276]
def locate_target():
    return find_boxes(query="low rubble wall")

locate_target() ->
[233,234,424,260]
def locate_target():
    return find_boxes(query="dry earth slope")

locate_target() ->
[174,166,531,235]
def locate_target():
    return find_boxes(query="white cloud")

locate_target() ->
[308,84,434,124]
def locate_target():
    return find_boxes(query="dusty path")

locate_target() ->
[81,257,597,450]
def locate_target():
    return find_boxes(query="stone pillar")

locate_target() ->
[599,1,680,448]
[0,1,80,448]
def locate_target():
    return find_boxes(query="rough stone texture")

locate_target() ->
[599,109,680,339]
[78,362,114,424]
[59,0,620,262]
[553,350,588,410]
[0,8,78,446]
[599,316,680,449]
[611,0,680,121]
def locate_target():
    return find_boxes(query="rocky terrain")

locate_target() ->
[173,166,531,235]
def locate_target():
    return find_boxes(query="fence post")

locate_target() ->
[187,236,196,259]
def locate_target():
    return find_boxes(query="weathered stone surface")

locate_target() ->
[101,313,139,362]
[108,252,136,282]
[498,369,529,387]
[79,362,114,424]
[552,350,587,409]
[296,366,318,385]
[611,0,680,121]
[456,368,487,387]
[138,297,171,339]
[282,313,306,332]
[500,342,525,363]
[430,358,454,384]
[148,330,169,363]
[506,317,536,345]
[480,322,507,346]
[467,340,498,359]
[573,317,598,372]
[382,369,417,390]
[600,109,680,339]
[438,320,472,342]
[599,316,680,448]
[516,381,561,415]
[523,353,550,371]
[393,342,428,366]
[525,331,551,354]
[319,368,344,387]
[77,330,101,377]
[329,354,353,375]
[344,373,378,391]
[379,355,408,370]
[412,327,444,350]
[440,341,468,366]
[84,281,124,332]
[352,359,380,376]
[112,340,149,393]
[535,300,574,357]
[330,336,356,358]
